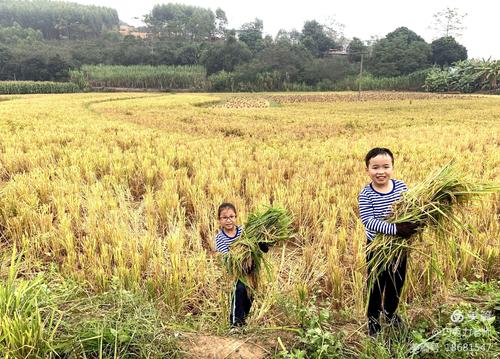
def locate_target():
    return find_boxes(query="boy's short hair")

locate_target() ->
[365,147,394,167]
[218,202,237,218]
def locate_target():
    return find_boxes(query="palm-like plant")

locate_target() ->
[424,59,500,93]
[475,59,500,90]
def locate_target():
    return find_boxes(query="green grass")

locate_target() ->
[0,249,181,358]
[1,248,498,358]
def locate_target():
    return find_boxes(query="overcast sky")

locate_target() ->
[71,0,498,59]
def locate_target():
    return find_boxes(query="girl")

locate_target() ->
[215,202,268,327]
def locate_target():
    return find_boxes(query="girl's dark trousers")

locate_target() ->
[230,279,252,326]
[367,250,407,329]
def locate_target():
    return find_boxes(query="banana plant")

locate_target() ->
[474,59,500,90]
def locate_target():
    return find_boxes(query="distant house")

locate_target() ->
[119,25,149,39]
[326,49,347,56]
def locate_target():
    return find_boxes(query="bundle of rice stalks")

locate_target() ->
[366,161,499,291]
[224,207,292,291]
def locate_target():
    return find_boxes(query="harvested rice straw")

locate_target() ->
[366,161,499,294]
[224,207,292,291]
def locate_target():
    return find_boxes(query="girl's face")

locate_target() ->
[219,208,237,232]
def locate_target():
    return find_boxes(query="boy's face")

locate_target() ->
[366,154,394,187]
[219,208,237,232]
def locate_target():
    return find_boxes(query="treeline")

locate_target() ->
[0,0,488,92]
[0,0,119,40]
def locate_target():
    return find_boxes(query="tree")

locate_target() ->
[238,18,263,53]
[369,27,431,77]
[214,8,227,40]
[346,37,367,62]
[145,3,215,41]
[68,36,121,66]
[301,57,357,85]
[47,54,71,81]
[176,43,199,65]
[431,36,467,67]
[112,35,150,65]
[300,20,337,57]
[151,42,177,65]
[323,16,348,50]
[275,29,301,45]
[0,45,12,79]
[0,0,119,40]
[237,42,312,83]
[200,32,252,75]
[0,23,43,44]
[432,7,467,39]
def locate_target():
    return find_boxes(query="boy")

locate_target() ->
[358,148,418,336]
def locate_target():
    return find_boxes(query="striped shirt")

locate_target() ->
[215,226,243,254]
[358,179,408,242]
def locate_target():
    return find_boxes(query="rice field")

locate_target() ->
[0,91,498,357]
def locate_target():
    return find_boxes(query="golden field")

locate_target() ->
[0,92,498,357]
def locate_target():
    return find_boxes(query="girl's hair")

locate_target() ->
[365,147,394,167]
[217,202,237,218]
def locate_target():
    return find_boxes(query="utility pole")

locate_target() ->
[328,50,368,100]
[358,53,366,100]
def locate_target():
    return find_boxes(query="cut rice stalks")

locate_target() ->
[224,206,293,292]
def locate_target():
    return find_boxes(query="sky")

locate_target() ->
[71,0,499,59]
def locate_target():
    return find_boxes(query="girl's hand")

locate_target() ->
[258,242,269,253]
[242,256,254,274]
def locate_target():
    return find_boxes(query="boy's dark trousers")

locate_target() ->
[367,251,407,330]
[230,279,252,326]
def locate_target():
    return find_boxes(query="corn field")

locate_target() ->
[74,65,208,90]
[0,92,498,357]
[0,81,80,94]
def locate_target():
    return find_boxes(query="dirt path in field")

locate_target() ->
[180,333,268,359]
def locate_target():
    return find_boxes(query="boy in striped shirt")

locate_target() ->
[358,148,418,336]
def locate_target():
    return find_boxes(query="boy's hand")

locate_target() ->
[258,242,269,253]
[395,222,419,238]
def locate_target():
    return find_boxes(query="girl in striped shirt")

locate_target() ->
[215,202,268,328]
[358,148,418,336]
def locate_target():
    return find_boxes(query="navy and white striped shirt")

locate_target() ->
[215,226,243,254]
[358,179,408,242]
